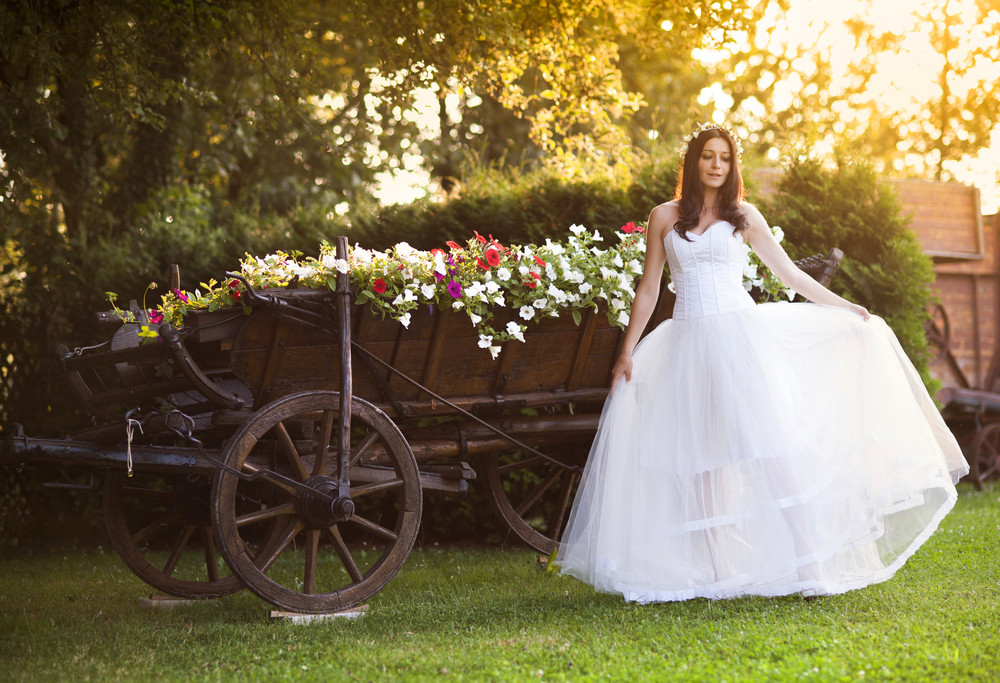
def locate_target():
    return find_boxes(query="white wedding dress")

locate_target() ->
[556,221,969,602]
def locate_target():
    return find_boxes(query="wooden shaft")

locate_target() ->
[336,236,353,496]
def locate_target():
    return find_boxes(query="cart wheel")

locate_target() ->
[482,443,587,554]
[104,471,243,597]
[212,391,422,613]
[970,423,1000,490]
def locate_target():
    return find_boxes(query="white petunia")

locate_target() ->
[398,312,411,328]
[351,247,374,265]
[569,224,587,236]
[394,242,417,261]
[493,294,505,306]
[618,311,630,326]
[547,284,567,304]
[488,344,501,359]
[484,280,500,293]
[579,282,592,294]
[291,264,317,279]
[470,312,482,325]
[478,333,493,349]
[420,283,436,299]
[496,267,511,281]
[519,306,535,320]
[533,298,548,309]
[612,254,624,268]
[433,253,447,276]
[506,321,525,342]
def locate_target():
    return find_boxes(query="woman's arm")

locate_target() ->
[609,203,673,393]
[744,204,870,320]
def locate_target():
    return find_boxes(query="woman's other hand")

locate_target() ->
[610,354,633,396]
[849,303,871,321]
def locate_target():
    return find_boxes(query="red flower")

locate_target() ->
[530,271,541,280]
[476,257,490,271]
[227,279,242,300]
[148,310,164,324]
[620,221,637,234]
[430,248,444,256]
[485,247,501,267]
[524,280,537,289]
[373,278,387,294]
[446,241,462,251]
[533,255,547,267]
[473,230,487,244]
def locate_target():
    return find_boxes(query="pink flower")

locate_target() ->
[172,288,189,303]
[148,310,164,324]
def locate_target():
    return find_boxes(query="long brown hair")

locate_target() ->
[673,126,748,240]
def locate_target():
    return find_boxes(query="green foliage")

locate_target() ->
[759,156,939,391]
[348,158,679,251]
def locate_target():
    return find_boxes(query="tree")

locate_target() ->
[704,0,1000,184]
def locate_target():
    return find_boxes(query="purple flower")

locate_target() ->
[447,280,463,299]
[433,271,446,282]
[172,288,189,303]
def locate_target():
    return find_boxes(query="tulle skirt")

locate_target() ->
[556,302,968,603]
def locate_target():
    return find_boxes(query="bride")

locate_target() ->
[555,123,969,602]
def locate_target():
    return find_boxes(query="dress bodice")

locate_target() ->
[663,221,755,320]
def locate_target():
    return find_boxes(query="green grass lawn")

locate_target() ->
[2,485,998,682]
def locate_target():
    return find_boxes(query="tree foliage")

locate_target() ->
[711,0,1000,183]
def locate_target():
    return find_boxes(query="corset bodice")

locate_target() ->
[663,221,756,320]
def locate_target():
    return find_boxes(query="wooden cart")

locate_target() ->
[1,237,843,613]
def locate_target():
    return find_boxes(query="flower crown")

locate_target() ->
[681,122,743,159]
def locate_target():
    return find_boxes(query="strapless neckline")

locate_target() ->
[687,220,726,239]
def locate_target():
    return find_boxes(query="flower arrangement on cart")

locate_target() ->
[135,222,791,350]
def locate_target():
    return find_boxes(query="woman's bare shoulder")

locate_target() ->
[739,202,768,228]
[649,200,680,224]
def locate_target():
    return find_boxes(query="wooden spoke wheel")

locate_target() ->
[482,442,588,554]
[104,471,244,598]
[212,391,422,613]
[969,422,1000,490]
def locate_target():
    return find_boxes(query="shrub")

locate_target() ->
[759,157,938,391]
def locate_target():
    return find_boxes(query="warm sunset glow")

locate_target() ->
[378,0,1000,213]
[699,0,1000,213]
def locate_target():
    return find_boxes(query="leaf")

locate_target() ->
[571,309,582,326]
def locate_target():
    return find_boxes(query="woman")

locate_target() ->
[555,123,968,602]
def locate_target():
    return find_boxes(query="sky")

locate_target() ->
[377,0,1000,214]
